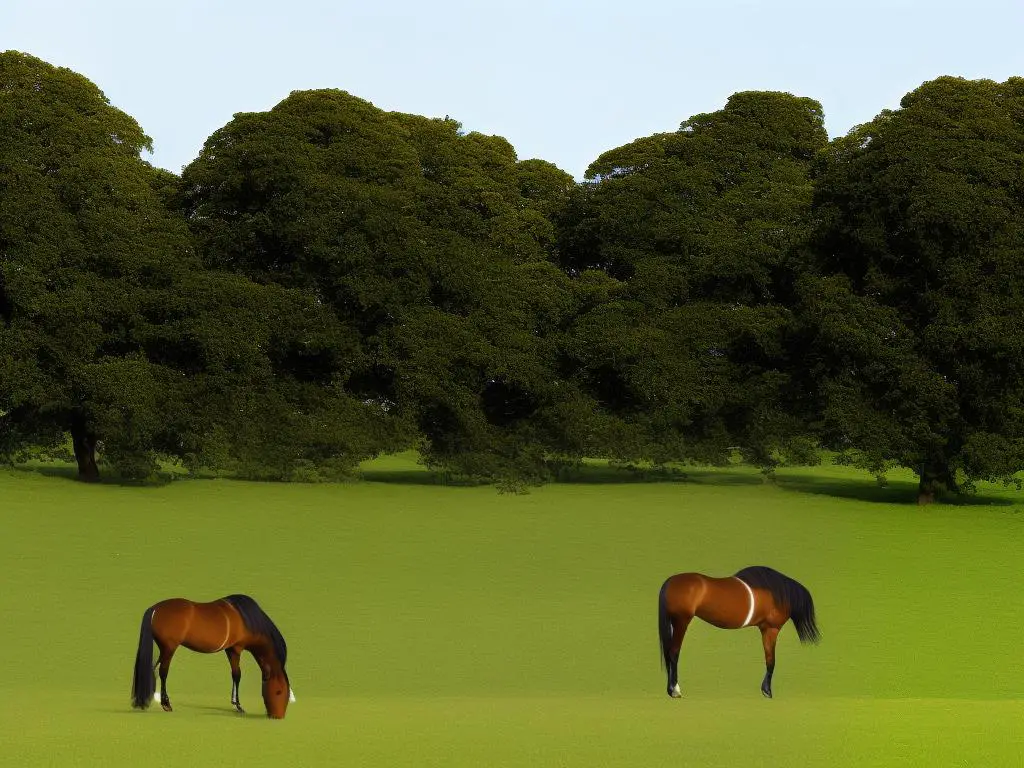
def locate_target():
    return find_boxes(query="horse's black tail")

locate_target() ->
[131,606,156,709]
[735,566,821,644]
[658,578,674,670]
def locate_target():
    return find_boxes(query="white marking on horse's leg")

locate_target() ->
[289,688,296,703]
[671,683,681,697]
[153,690,160,702]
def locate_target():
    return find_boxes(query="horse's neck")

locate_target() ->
[251,639,284,676]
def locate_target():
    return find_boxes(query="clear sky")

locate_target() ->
[4,0,1023,178]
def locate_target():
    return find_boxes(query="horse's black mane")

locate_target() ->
[222,594,288,667]
[734,565,821,644]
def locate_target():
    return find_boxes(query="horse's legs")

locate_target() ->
[155,641,177,712]
[226,648,245,713]
[667,615,692,698]
[759,626,779,699]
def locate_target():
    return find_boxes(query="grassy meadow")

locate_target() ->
[2,454,1023,766]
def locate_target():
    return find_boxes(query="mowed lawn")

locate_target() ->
[2,456,1023,767]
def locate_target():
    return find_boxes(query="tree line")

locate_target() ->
[3,51,1024,503]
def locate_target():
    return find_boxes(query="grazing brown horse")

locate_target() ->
[131,594,293,718]
[658,566,820,699]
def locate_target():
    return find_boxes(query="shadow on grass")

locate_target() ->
[192,705,250,718]
[360,460,1022,508]
[12,455,1021,508]
[554,464,694,485]
[111,705,248,717]
[108,708,217,717]
[776,472,1018,507]
[361,462,715,487]
[553,462,1021,507]
[359,462,753,488]
[8,462,192,487]
[358,468,485,487]
[11,463,82,482]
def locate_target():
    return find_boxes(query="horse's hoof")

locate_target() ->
[161,703,173,712]
[668,684,682,698]
[761,688,773,699]
[234,706,246,715]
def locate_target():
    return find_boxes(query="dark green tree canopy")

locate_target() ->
[556,92,827,466]
[567,91,826,304]
[0,53,384,481]
[181,90,589,484]
[11,51,1024,501]
[804,76,1024,502]
[0,51,194,478]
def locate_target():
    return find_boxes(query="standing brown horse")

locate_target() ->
[131,594,293,718]
[658,566,820,699]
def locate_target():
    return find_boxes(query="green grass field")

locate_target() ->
[2,455,1023,766]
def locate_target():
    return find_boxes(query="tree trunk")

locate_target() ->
[917,460,957,506]
[917,473,937,506]
[71,420,100,482]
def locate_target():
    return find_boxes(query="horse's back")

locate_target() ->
[663,572,757,628]
[150,597,195,618]
[152,597,190,609]
[149,597,238,651]
[664,571,735,593]
[149,598,193,644]
[661,572,707,612]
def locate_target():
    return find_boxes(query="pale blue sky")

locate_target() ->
[4,0,1022,178]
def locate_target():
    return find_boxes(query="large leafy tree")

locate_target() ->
[182,90,589,484]
[804,76,1024,503]
[0,51,194,479]
[0,52,380,481]
[556,92,828,466]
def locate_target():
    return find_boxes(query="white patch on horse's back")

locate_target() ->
[734,576,756,627]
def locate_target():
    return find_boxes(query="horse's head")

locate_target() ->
[262,668,290,719]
